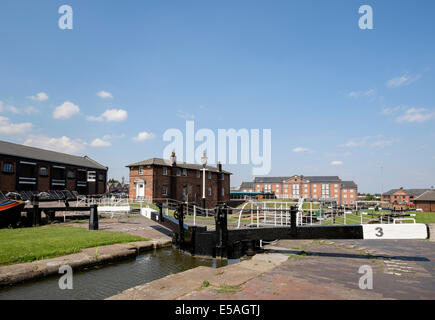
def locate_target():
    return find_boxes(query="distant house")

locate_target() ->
[413,190,435,212]
[381,188,431,204]
[126,155,231,208]
[0,139,107,195]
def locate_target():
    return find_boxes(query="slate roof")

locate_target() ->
[0,139,107,170]
[341,181,358,189]
[254,175,342,183]
[382,188,430,197]
[240,182,255,189]
[126,158,231,174]
[414,190,435,202]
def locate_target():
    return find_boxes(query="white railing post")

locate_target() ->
[193,205,196,226]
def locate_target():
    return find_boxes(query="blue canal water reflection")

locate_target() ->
[0,248,239,300]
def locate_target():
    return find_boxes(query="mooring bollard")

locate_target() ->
[89,204,99,230]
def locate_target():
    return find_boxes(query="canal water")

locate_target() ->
[0,248,238,300]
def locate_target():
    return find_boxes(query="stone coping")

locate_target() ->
[0,239,172,287]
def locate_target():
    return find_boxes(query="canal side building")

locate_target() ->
[381,188,432,205]
[126,154,231,208]
[0,139,108,195]
[236,175,358,204]
[411,190,435,212]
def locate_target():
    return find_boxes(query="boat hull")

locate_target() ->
[0,200,25,228]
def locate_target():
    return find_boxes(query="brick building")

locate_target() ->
[126,155,231,208]
[0,139,107,195]
[413,190,435,212]
[240,175,357,204]
[381,188,431,205]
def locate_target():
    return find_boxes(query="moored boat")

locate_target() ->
[0,200,25,228]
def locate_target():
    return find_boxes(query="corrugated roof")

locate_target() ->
[0,139,107,170]
[414,190,435,201]
[126,158,231,174]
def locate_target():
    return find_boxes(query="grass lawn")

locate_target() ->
[414,212,435,224]
[0,226,148,266]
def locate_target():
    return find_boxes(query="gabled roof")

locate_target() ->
[0,139,107,170]
[382,188,430,197]
[414,190,435,201]
[341,181,358,189]
[126,158,231,174]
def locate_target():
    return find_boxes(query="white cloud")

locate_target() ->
[386,74,421,88]
[0,101,39,115]
[0,101,19,114]
[396,108,434,123]
[0,116,33,135]
[292,147,314,153]
[53,101,80,119]
[87,109,128,122]
[28,92,48,102]
[340,136,370,148]
[341,136,396,148]
[381,106,403,115]
[23,135,86,154]
[133,131,155,142]
[90,138,112,147]
[348,89,376,98]
[24,106,39,115]
[371,139,395,147]
[97,91,113,99]
[331,161,343,166]
[177,110,195,120]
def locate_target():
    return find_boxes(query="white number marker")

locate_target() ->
[362,224,428,240]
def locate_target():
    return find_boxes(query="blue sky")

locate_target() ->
[0,0,434,193]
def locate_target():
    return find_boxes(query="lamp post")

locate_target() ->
[201,151,208,210]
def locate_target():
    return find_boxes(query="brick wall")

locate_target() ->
[0,156,17,191]
[128,164,231,208]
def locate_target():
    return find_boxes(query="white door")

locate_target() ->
[136,183,145,198]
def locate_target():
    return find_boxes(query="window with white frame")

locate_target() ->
[139,167,144,175]
[208,187,212,196]
[182,168,187,176]
[196,170,200,178]
[176,168,181,176]
[208,171,212,179]
[87,171,96,182]
[162,167,168,175]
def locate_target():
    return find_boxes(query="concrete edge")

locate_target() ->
[0,239,172,287]
[429,223,435,241]
[107,251,288,300]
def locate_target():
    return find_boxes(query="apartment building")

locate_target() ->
[250,175,358,204]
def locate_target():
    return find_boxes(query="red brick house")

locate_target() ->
[126,155,231,208]
[381,188,431,205]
